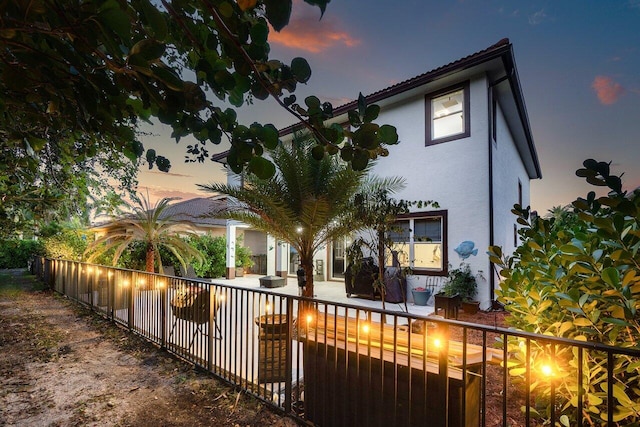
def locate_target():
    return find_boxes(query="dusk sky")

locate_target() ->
[138,0,640,215]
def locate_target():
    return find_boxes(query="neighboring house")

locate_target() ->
[214,39,541,308]
[90,196,270,274]
[91,196,229,237]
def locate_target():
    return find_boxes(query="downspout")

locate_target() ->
[487,70,512,306]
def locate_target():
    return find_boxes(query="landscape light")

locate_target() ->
[540,363,555,378]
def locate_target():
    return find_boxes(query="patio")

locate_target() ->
[211,274,436,318]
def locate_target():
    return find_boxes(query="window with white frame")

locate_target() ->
[426,82,470,145]
[388,211,447,273]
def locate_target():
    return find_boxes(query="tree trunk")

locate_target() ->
[302,258,314,298]
[146,245,155,272]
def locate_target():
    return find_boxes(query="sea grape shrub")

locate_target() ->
[488,159,640,425]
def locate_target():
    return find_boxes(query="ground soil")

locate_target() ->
[0,269,298,427]
[1,268,535,427]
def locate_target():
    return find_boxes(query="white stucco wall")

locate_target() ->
[370,75,494,306]
[491,98,530,261]
[220,73,535,297]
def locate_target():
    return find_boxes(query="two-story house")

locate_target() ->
[214,39,541,308]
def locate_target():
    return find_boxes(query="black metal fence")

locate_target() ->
[33,257,640,427]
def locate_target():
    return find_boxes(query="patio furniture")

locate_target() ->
[259,275,286,288]
[344,257,380,299]
[434,293,461,319]
[169,286,221,350]
[384,267,407,304]
[178,264,197,278]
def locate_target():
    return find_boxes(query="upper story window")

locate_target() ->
[426,82,470,146]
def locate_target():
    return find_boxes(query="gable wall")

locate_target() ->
[492,97,530,259]
[370,75,493,305]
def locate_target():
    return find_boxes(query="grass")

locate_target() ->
[0,269,64,362]
[0,270,47,297]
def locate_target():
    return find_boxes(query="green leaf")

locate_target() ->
[311,145,325,160]
[140,0,168,40]
[260,124,279,149]
[578,293,589,307]
[363,104,380,123]
[152,66,184,91]
[378,124,398,144]
[351,149,369,170]
[251,82,269,100]
[219,1,234,18]
[348,110,361,126]
[130,39,165,61]
[572,317,591,327]
[291,57,312,83]
[155,156,171,172]
[248,156,276,179]
[601,267,620,287]
[264,0,292,31]
[146,148,157,168]
[602,317,630,326]
[560,244,582,255]
[357,93,366,117]
[99,4,131,41]
[305,96,321,110]
[250,20,269,46]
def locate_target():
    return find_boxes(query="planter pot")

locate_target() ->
[461,300,480,315]
[235,267,244,277]
[406,275,421,303]
[412,289,432,306]
[434,293,461,319]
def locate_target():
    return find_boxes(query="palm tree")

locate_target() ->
[201,136,371,297]
[85,193,202,273]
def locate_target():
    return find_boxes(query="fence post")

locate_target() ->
[128,271,135,331]
[436,323,450,426]
[160,278,167,349]
[284,296,294,414]
[208,285,216,373]
[89,266,94,308]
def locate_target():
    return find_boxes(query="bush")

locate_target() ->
[41,228,89,261]
[187,235,254,278]
[0,239,45,268]
[441,263,479,301]
[488,160,640,425]
[235,242,254,270]
[188,235,226,278]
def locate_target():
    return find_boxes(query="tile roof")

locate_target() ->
[160,197,227,227]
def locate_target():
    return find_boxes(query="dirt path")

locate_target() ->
[0,269,297,427]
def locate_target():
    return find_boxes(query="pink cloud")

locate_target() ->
[592,75,625,105]
[268,2,360,54]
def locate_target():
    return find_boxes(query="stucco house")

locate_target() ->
[213,39,541,308]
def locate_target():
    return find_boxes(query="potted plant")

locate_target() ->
[442,263,482,314]
[235,244,254,277]
[411,286,431,306]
